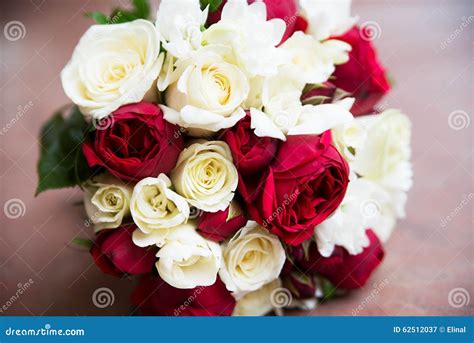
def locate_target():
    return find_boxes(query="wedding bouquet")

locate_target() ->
[36,0,412,316]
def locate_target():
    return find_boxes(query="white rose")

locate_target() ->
[61,19,163,119]
[83,174,132,232]
[353,109,413,193]
[156,0,208,59]
[202,0,288,77]
[299,0,357,40]
[170,140,238,212]
[250,73,354,140]
[315,174,396,256]
[163,45,249,136]
[279,32,351,85]
[233,279,282,316]
[130,174,190,248]
[332,119,368,162]
[156,223,221,289]
[219,221,285,295]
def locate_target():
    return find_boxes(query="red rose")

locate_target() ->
[82,102,183,182]
[131,275,235,316]
[207,0,303,44]
[246,131,350,246]
[332,26,391,116]
[221,114,278,176]
[90,225,157,277]
[197,203,247,242]
[292,229,384,289]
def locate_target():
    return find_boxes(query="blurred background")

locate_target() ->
[0,0,472,316]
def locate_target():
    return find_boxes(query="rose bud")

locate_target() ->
[283,271,317,300]
[301,82,340,105]
[197,201,247,242]
[82,102,183,182]
[245,131,350,246]
[293,229,384,289]
[221,113,279,176]
[131,275,235,316]
[332,26,391,116]
[206,0,302,44]
[90,225,157,277]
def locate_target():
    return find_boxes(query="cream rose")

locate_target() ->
[61,19,163,119]
[233,279,282,316]
[170,140,238,212]
[156,223,221,289]
[219,221,286,295]
[163,45,249,136]
[83,174,132,232]
[353,109,413,193]
[131,174,190,248]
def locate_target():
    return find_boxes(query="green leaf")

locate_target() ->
[71,238,93,250]
[36,106,92,195]
[319,278,341,301]
[85,0,151,24]
[132,0,150,19]
[200,0,223,12]
[85,11,110,24]
[388,74,396,87]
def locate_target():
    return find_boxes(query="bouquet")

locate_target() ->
[36,0,413,316]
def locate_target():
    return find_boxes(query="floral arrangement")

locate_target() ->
[36,0,413,316]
